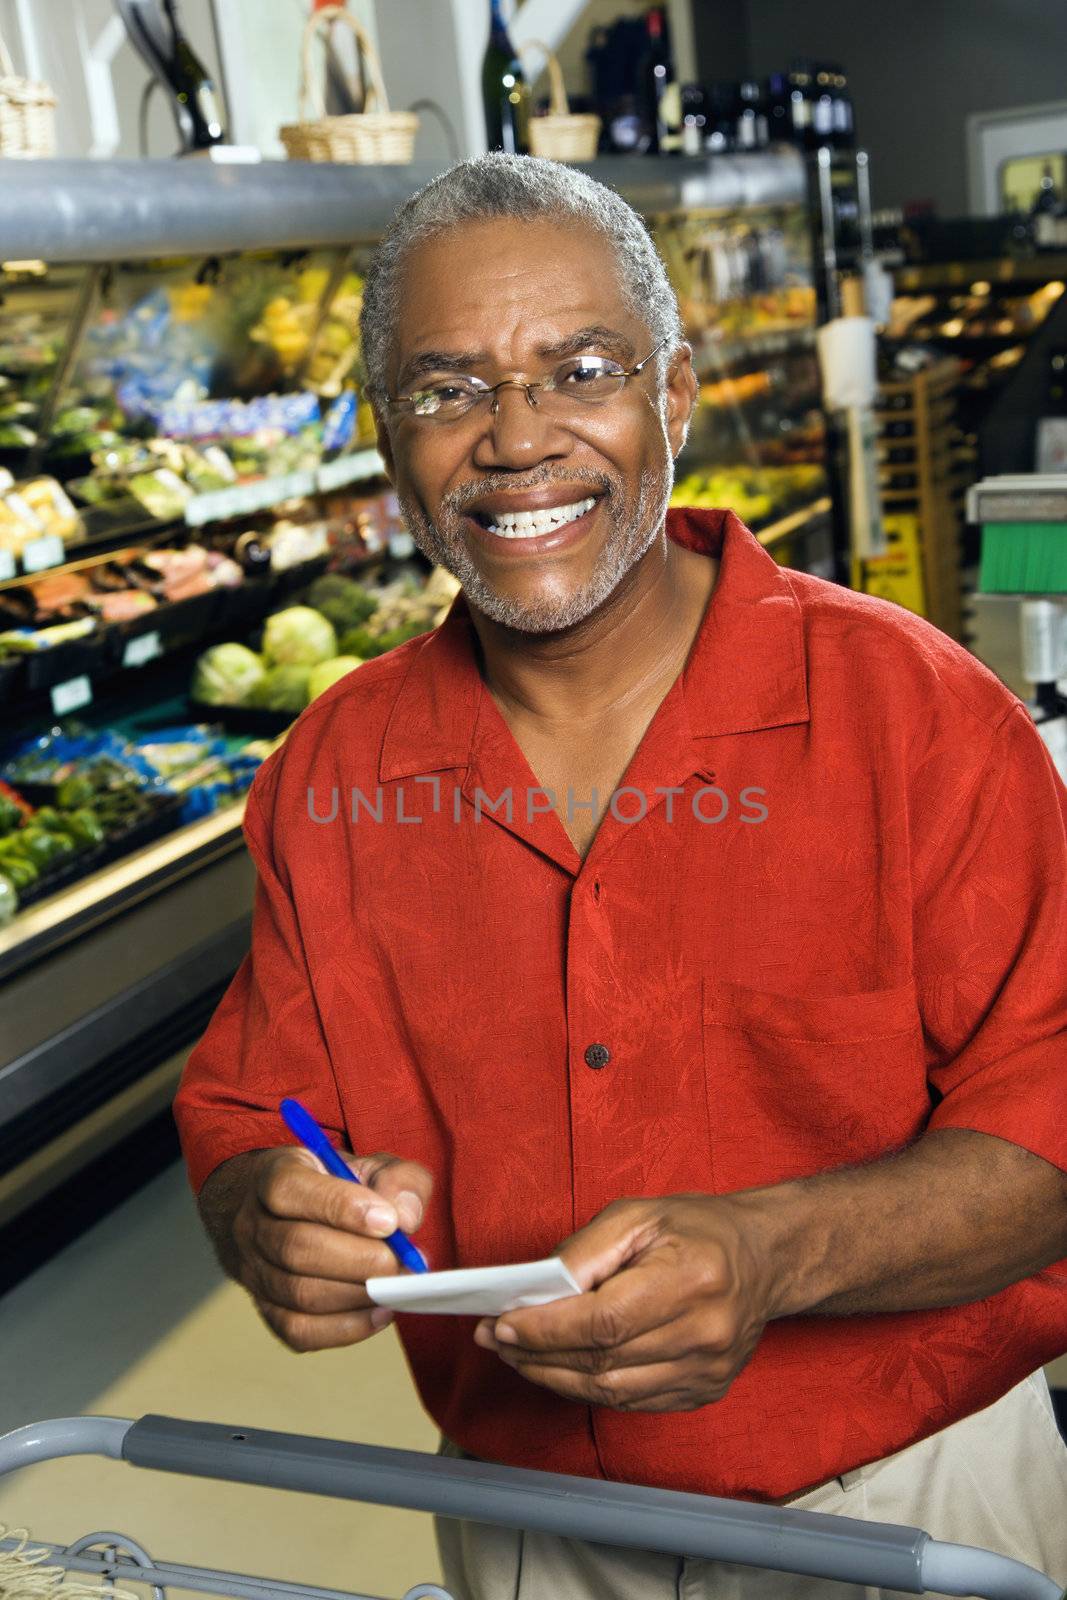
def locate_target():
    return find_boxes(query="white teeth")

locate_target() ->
[485,496,596,538]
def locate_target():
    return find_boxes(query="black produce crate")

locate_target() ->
[272,555,330,596]
[187,698,295,736]
[110,589,222,660]
[23,629,113,693]
[215,577,273,632]
[0,657,25,704]
[13,791,187,908]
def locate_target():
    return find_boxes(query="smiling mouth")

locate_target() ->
[471,495,600,539]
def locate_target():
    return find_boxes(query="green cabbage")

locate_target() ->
[263,606,337,667]
[248,664,312,713]
[192,642,266,706]
[308,656,362,701]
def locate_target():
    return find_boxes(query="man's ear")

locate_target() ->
[664,342,697,460]
[372,404,396,485]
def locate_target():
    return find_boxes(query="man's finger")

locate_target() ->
[255,1298,393,1354]
[504,1355,710,1412]
[478,1308,722,1375]
[494,1254,678,1353]
[255,1215,402,1283]
[353,1153,434,1233]
[259,1148,404,1238]
[250,1259,378,1315]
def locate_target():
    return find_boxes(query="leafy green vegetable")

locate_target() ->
[248,664,313,713]
[308,657,362,701]
[262,606,337,668]
[306,575,379,632]
[192,642,267,706]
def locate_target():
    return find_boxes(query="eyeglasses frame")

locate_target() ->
[386,337,669,420]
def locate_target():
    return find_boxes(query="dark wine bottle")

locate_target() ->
[640,7,675,156]
[482,0,530,154]
[117,0,226,152]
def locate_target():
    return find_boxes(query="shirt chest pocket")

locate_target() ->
[702,979,928,1191]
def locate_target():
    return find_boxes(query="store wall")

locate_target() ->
[739,0,1067,216]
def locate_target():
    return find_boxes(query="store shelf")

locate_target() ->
[692,327,816,376]
[0,155,807,267]
[895,256,1067,292]
[183,448,386,526]
[0,799,247,984]
[754,496,832,547]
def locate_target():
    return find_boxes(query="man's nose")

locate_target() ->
[471,382,570,469]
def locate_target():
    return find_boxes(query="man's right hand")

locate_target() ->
[198,1145,434,1353]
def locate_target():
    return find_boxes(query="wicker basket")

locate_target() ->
[0,31,56,158]
[280,6,417,165]
[520,39,600,163]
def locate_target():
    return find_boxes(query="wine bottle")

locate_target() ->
[482,0,530,154]
[640,7,675,155]
[117,0,226,152]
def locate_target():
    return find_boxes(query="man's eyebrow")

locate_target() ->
[395,326,637,388]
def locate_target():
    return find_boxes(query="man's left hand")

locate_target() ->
[473,1195,780,1412]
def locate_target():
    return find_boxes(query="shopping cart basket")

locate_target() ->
[0,1414,1063,1600]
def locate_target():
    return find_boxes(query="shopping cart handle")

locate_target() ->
[0,1415,1060,1600]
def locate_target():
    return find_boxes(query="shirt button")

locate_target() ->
[584,1043,611,1070]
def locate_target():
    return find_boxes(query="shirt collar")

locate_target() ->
[378,507,810,784]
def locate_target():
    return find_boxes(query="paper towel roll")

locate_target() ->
[816,316,877,410]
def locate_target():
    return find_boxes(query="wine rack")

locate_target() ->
[855,359,965,641]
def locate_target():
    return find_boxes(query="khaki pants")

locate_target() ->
[435,1371,1067,1600]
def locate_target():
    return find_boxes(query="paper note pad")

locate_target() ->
[366,1256,582,1316]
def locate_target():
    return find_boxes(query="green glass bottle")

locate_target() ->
[482,0,531,154]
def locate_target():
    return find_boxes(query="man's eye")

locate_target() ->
[562,361,615,385]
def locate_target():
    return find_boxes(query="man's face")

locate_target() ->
[374,217,696,634]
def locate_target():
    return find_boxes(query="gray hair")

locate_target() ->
[358,152,685,409]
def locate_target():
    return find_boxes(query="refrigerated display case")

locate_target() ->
[0,150,842,1286]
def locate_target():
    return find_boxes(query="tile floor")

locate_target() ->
[0,1164,441,1600]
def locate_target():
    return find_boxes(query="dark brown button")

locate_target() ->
[584,1043,611,1070]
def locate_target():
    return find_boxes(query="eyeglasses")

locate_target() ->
[387,339,667,421]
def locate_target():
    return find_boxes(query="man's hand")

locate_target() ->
[200,1145,433,1353]
[473,1195,776,1412]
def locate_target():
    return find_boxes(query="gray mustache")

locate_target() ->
[444,469,614,516]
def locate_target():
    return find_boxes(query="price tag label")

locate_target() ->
[0,549,16,582]
[122,629,162,669]
[22,534,66,574]
[50,674,93,716]
[186,472,315,527]
[317,448,385,493]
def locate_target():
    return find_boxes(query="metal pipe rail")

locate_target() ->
[0,1416,1061,1599]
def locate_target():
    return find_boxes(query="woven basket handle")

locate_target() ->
[0,28,19,79]
[298,5,391,121]
[518,38,569,117]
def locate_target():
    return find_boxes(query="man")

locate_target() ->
[175,154,1067,1600]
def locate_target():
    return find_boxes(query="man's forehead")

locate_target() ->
[398,218,630,316]
[391,222,640,372]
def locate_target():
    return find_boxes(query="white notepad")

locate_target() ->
[366,1256,582,1317]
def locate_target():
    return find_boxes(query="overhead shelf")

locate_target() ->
[0,155,808,266]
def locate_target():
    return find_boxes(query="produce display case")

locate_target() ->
[0,151,838,1287]
[601,148,839,578]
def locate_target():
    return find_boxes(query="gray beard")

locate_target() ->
[394,453,676,635]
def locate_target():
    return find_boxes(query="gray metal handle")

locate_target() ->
[124,1415,928,1593]
[0,1416,1060,1600]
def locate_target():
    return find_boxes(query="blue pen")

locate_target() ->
[279,1097,428,1274]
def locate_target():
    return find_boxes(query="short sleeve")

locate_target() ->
[173,764,345,1193]
[915,703,1067,1170]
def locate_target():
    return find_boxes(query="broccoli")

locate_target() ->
[307,574,379,632]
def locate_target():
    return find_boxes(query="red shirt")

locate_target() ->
[175,508,1067,1502]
